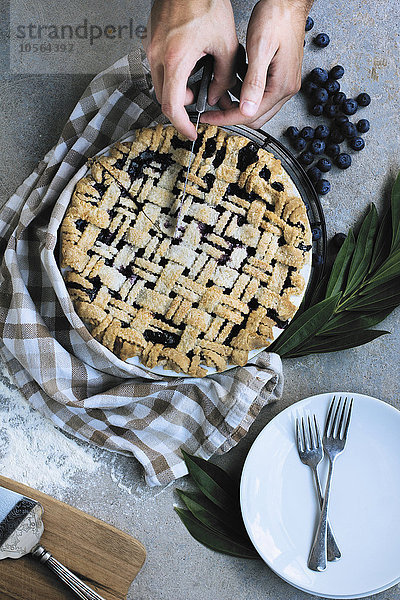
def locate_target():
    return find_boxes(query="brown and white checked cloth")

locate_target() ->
[0,48,283,486]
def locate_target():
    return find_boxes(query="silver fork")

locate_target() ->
[308,396,353,572]
[296,415,341,562]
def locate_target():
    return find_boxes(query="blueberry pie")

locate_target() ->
[60,124,312,377]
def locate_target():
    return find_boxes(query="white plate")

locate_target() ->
[59,129,311,378]
[240,393,400,598]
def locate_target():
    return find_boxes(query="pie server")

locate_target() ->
[173,54,214,237]
[0,484,106,600]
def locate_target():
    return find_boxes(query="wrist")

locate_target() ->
[256,0,313,19]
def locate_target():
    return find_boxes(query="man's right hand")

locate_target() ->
[143,0,238,140]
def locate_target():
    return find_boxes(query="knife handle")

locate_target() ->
[196,54,214,113]
[32,545,106,600]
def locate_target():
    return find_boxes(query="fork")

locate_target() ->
[296,415,341,562]
[308,396,353,572]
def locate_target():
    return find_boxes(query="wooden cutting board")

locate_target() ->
[0,476,146,600]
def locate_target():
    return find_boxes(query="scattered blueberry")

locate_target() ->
[303,81,318,96]
[314,124,330,139]
[305,16,314,31]
[335,153,352,169]
[310,139,326,155]
[312,227,322,240]
[356,92,371,107]
[316,157,332,172]
[285,126,300,139]
[292,137,307,152]
[298,151,314,166]
[310,103,324,116]
[341,121,357,138]
[309,67,329,84]
[357,118,370,133]
[325,143,340,158]
[348,136,365,151]
[342,99,358,115]
[332,91,346,105]
[329,65,345,80]
[324,103,338,118]
[315,178,331,195]
[328,129,345,144]
[307,166,322,183]
[312,87,329,104]
[313,33,330,48]
[300,126,315,141]
[324,80,340,95]
[333,232,347,248]
[335,114,349,127]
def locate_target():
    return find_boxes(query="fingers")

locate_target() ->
[239,45,274,118]
[161,52,201,140]
[207,40,239,106]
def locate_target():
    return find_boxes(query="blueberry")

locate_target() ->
[312,227,322,240]
[315,179,331,195]
[307,166,322,183]
[292,137,307,152]
[325,143,340,158]
[329,65,345,80]
[312,87,329,104]
[305,16,314,31]
[332,91,346,105]
[334,114,349,127]
[324,80,340,95]
[309,67,329,84]
[335,153,352,169]
[324,103,338,118]
[300,126,315,141]
[341,121,357,138]
[302,80,318,96]
[356,92,371,107]
[333,232,347,248]
[285,126,300,139]
[316,157,332,172]
[357,118,370,133]
[328,129,345,144]
[298,151,314,166]
[342,99,358,115]
[349,136,365,151]
[314,124,330,139]
[313,33,330,48]
[310,139,326,155]
[310,103,324,116]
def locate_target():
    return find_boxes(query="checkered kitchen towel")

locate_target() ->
[0,47,283,486]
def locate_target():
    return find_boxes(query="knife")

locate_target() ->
[0,484,106,600]
[173,54,214,238]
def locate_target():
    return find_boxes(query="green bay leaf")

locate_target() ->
[345,204,379,295]
[181,450,238,512]
[318,310,392,336]
[391,171,400,252]
[325,230,355,298]
[174,507,259,559]
[369,206,392,275]
[271,294,340,357]
[176,489,249,542]
[283,329,389,357]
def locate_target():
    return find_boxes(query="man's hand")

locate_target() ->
[202,0,311,130]
[144,0,238,140]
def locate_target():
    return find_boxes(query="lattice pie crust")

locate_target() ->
[60,124,312,377]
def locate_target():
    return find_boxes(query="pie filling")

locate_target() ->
[60,124,312,377]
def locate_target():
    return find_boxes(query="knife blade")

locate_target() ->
[0,484,106,600]
[173,54,214,238]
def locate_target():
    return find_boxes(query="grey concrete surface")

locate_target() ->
[0,0,400,599]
